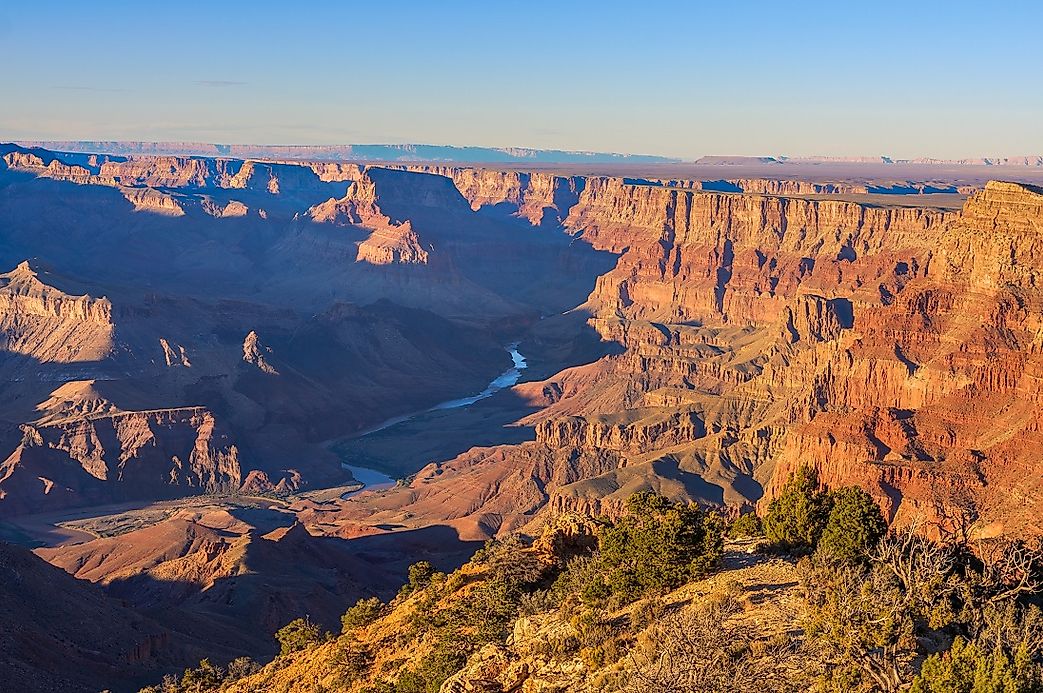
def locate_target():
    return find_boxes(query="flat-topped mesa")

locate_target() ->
[223,160,326,195]
[97,156,321,193]
[2,149,96,184]
[310,168,477,265]
[569,177,954,250]
[378,165,586,225]
[573,180,952,327]
[308,162,366,182]
[930,181,1043,287]
[959,180,1043,233]
[311,167,469,222]
[355,167,473,218]
[0,261,115,363]
[657,178,872,195]
[98,156,219,188]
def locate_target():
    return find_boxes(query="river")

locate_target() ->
[339,343,528,495]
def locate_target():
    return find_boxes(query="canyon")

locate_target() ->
[2,142,1043,690]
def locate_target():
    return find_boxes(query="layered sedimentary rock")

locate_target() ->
[0,407,240,515]
[0,261,114,364]
[6,141,1043,540]
[380,166,586,226]
[308,170,435,265]
[324,178,1043,541]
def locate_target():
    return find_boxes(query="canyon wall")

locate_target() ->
[6,141,1043,539]
[0,407,240,516]
[326,177,1043,540]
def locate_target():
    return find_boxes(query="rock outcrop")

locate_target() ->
[0,408,241,516]
[242,330,278,374]
[0,261,114,364]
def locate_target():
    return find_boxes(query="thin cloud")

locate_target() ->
[195,80,248,88]
[51,86,130,93]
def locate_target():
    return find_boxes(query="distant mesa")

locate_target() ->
[14,140,681,164]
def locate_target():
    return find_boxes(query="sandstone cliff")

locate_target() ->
[0,261,114,364]
[0,407,240,516]
[323,178,1043,540]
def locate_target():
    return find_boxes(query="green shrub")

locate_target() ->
[817,486,887,562]
[728,511,764,539]
[275,617,324,656]
[178,659,222,691]
[546,555,608,610]
[394,640,467,693]
[331,637,373,685]
[910,636,1043,693]
[342,596,385,633]
[224,656,260,681]
[462,536,546,642]
[763,466,831,552]
[400,561,436,596]
[594,492,724,604]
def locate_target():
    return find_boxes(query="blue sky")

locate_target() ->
[1,0,1040,158]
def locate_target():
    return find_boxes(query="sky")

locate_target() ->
[1,0,1041,159]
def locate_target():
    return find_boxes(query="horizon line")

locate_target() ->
[8,139,1043,165]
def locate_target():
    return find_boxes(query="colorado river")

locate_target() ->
[339,344,528,494]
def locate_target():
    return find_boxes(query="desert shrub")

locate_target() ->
[463,535,546,641]
[400,561,437,596]
[224,656,260,681]
[176,659,223,692]
[910,636,1043,693]
[629,595,666,631]
[545,555,611,610]
[330,637,374,685]
[140,656,261,693]
[763,466,831,552]
[626,592,805,692]
[800,525,975,692]
[342,596,385,633]
[394,640,467,693]
[816,486,887,563]
[518,588,557,616]
[728,511,764,539]
[571,607,623,668]
[276,617,324,656]
[800,555,918,690]
[592,492,724,604]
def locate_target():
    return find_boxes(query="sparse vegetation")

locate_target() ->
[816,485,888,562]
[763,465,831,552]
[399,560,437,596]
[626,590,806,692]
[139,657,260,693]
[342,597,385,634]
[728,510,764,539]
[134,482,1043,693]
[588,492,724,604]
[276,617,326,656]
